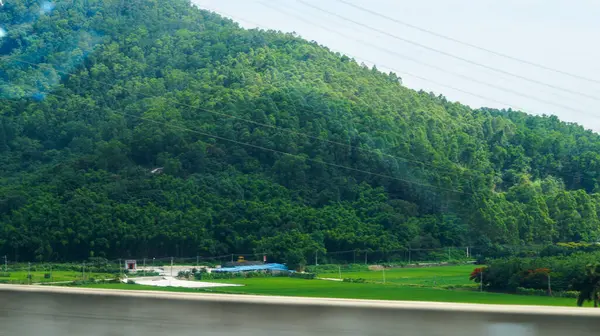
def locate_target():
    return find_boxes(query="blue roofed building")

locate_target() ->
[212,263,289,273]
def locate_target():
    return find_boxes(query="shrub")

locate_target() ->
[516,287,579,298]
[474,251,600,293]
[306,264,369,274]
[516,287,548,296]
[289,272,316,280]
[343,278,366,283]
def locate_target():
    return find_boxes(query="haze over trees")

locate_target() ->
[2,0,600,262]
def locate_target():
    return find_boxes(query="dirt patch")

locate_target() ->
[368,265,384,271]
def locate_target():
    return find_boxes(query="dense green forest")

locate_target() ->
[2,0,600,262]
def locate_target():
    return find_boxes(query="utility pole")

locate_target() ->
[448,247,451,261]
[408,248,412,265]
[50,264,53,283]
[383,267,386,284]
[143,258,146,276]
[315,251,318,266]
[82,262,85,281]
[548,273,552,296]
[119,258,122,278]
[3,255,6,276]
[480,270,483,292]
[27,262,31,285]
[196,255,199,267]
[170,257,174,277]
[338,265,342,280]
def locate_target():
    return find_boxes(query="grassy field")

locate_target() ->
[318,264,475,287]
[83,278,582,307]
[74,264,586,307]
[0,270,113,284]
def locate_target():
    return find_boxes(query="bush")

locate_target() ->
[306,264,369,274]
[0,273,10,278]
[516,287,579,298]
[343,278,366,283]
[516,287,548,296]
[474,251,600,293]
[178,270,192,279]
[127,280,135,284]
[130,271,160,277]
[556,291,579,299]
[289,272,316,280]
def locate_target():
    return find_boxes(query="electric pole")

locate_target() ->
[170,257,174,277]
[3,255,6,276]
[27,262,31,285]
[480,270,483,292]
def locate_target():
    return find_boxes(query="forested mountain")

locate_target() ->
[2,0,600,262]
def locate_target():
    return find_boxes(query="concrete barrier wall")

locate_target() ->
[1,285,599,336]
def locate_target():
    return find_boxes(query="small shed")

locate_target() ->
[124,260,137,272]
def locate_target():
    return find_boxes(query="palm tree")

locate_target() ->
[576,263,600,307]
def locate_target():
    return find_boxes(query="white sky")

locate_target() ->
[191,0,600,132]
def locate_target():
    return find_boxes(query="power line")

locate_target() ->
[8,56,477,180]
[295,0,600,103]
[258,1,599,120]
[334,0,600,86]
[202,6,525,110]
[6,20,598,188]
[31,87,471,196]
[196,6,600,187]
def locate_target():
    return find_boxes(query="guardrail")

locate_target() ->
[1,285,599,335]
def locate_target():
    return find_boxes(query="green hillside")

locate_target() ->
[1,0,600,262]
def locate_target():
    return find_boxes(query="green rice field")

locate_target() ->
[83,277,583,307]
[0,270,113,284]
[318,264,475,287]
[70,264,587,307]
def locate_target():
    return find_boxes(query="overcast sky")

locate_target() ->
[191,0,600,131]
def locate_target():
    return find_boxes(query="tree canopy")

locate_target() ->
[2,0,600,262]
